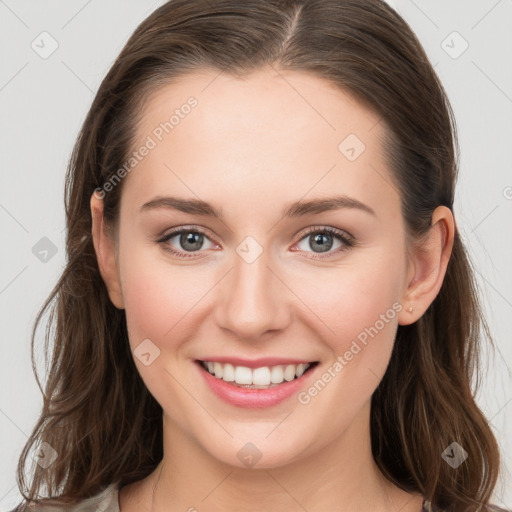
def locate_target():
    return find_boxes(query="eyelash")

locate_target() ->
[156,225,355,260]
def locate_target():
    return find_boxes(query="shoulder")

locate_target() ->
[8,482,120,512]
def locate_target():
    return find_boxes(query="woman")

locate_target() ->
[11,0,510,511]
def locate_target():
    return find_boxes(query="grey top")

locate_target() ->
[10,483,120,512]
[9,484,510,511]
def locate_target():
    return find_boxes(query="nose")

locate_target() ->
[215,247,292,341]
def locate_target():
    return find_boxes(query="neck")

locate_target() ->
[125,401,422,512]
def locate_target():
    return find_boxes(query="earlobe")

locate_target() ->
[398,206,455,325]
[90,191,125,309]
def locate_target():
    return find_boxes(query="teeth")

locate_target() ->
[234,366,252,384]
[283,364,296,381]
[253,367,271,386]
[213,362,223,379]
[201,361,312,386]
[223,363,235,382]
[296,363,307,377]
[270,365,284,384]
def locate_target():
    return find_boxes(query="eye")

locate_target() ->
[157,226,218,258]
[293,226,354,259]
[157,225,355,260]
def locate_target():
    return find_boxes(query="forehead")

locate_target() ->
[137,66,383,147]
[122,67,399,222]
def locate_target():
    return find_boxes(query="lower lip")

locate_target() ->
[195,361,318,409]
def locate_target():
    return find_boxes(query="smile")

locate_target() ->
[195,359,319,408]
[199,360,316,388]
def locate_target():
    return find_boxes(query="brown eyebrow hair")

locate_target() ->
[139,195,376,219]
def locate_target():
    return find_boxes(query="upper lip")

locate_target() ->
[197,357,317,368]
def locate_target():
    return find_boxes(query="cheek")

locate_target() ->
[292,258,403,351]
[119,244,212,349]
[289,261,403,428]
[118,247,217,416]
[122,267,174,345]
[286,251,406,414]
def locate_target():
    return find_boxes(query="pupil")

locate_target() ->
[311,233,332,253]
[181,232,203,251]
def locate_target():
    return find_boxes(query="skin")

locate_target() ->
[90,66,454,511]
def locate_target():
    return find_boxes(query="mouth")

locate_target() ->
[195,359,319,390]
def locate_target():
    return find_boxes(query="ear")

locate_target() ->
[398,206,455,325]
[90,190,125,309]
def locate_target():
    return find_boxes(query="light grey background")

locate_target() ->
[1,0,511,509]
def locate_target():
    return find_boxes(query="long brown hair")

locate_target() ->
[15,1,503,510]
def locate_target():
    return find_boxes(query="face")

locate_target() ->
[100,67,415,468]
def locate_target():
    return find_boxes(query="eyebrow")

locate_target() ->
[139,194,376,219]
